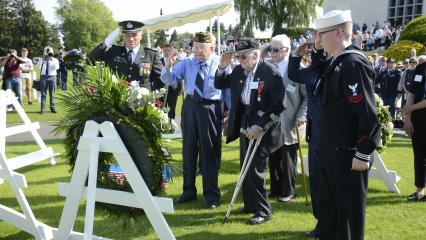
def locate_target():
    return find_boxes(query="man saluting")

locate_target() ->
[215,38,285,225]
[88,20,163,91]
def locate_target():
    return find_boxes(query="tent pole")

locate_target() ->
[217,9,220,55]
[147,27,151,48]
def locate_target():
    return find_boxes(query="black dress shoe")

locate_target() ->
[174,195,197,204]
[304,229,319,238]
[236,208,254,215]
[245,215,271,225]
[51,110,57,113]
[277,194,295,203]
[267,191,279,198]
[205,203,218,209]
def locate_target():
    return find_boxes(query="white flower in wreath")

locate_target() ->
[139,87,150,96]
[111,74,118,83]
[170,119,179,130]
[159,88,167,95]
[130,80,139,88]
[387,121,394,130]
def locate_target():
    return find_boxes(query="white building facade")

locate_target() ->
[322,0,425,26]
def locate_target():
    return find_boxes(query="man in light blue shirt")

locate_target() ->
[161,32,225,209]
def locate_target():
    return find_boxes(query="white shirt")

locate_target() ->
[20,57,33,78]
[277,58,289,78]
[37,57,59,76]
[126,45,140,64]
[241,61,259,105]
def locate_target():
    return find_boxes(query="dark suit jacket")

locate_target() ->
[88,43,163,90]
[215,59,285,143]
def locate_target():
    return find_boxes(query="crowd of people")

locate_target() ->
[1,11,426,240]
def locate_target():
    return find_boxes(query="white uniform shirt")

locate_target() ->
[241,61,259,105]
[37,57,60,76]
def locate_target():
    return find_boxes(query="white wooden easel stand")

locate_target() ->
[0,89,58,239]
[298,149,400,193]
[57,120,175,240]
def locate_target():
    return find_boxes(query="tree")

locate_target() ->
[243,22,254,38]
[56,0,116,52]
[234,0,322,34]
[169,29,178,45]
[153,30,167,48]
[206,19,226,35]
[0,0,52,56]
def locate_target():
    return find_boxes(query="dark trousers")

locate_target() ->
[269,144,298,197]
[58,70,67,90]
[308,147,320,220]
[318,150,368,240]
[40,75,56,112]
[166,86,180,120]
[382,96,396,119]
[411,110,426,188]
[181,96,222,204]
[239,107,271,217]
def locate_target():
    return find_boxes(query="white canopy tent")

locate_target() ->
[141,0,234,54]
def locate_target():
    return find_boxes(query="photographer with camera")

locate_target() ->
[3,49,29,110]
[56,49,68,90]
[36,46,60,114]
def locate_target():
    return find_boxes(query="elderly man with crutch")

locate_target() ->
[215,38,285,225]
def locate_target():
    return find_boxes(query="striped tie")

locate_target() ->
[194,62,206,101]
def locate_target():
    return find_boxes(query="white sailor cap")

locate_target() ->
[314,10,352,33]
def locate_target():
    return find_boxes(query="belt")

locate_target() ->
[186,94,220,103]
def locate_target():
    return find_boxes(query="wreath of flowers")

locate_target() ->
[55,63,173,216]
[375,94,394,152]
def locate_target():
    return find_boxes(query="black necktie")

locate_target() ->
[127,50,133,64]
[194,62,206,101]
[44,60,49,75]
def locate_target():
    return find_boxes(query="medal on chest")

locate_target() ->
[257,81,264,102]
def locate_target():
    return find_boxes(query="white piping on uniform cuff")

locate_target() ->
[355,151,371,162]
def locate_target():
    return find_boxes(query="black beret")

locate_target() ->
[119,20,144,33]
[235,38,260,53]
[194,32,214,43]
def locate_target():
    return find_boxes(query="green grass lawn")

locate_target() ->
[0,135,425,239]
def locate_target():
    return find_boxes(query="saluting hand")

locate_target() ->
[351,158,370,171]
[219,52,233,70]
[166,50,177,69]
[295,43,308,57]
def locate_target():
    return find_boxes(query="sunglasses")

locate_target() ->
[409,61,417,64]
[271,47,287,53]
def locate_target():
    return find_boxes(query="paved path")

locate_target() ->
[6,117,182,143]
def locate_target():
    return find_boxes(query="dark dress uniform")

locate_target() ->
[378,67,402,118]
[215,59,285,220]
[315,45,381,240]
[406,62,426,193]
[287,49,327,230]
[88,44,163,91]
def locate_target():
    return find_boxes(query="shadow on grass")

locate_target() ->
[179,230,307,240]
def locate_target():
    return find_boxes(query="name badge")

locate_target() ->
[250,81,258,89]
[414,75,423,82]
[286,84,296,94]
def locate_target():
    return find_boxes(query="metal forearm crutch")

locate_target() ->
[223,128,265,224]
[296,126,309,206]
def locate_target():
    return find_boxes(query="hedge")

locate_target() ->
[399,15,426,44]
[382,40,424,61]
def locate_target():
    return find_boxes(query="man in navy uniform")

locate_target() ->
[215,38,285,225]
[161,32,223,209]
[88,20,163,91]
[313,10,381,239]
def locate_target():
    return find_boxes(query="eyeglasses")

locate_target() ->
[317,29,339,38]
[271,47,287,53]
